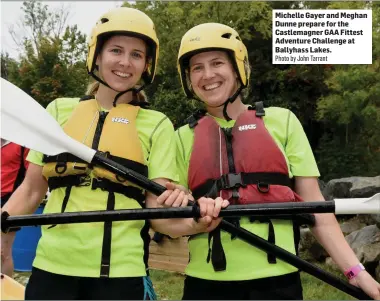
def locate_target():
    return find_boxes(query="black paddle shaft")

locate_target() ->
[92,152,370,300]
[2,205,319,231]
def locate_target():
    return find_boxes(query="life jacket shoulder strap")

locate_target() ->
[185,109,207,129]
[79,95,95,101]
[248,101,266,117]
[129,100,150,109]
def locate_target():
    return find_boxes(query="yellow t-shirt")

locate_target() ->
[27,97,178,277]
[175,106,320,281]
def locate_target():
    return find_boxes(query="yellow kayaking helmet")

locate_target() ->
[177,23,249,98]
[86,7,159,84]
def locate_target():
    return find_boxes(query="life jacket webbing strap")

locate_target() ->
[43,153,87,164]
[48,175,89,191]
[47,185,73,229]
[250,101,265,116]
[48,175,145,207]
[222,128,239,201]
[248,216,277,263]
[206,227,227,272]
[224,217,240,240]
[92,178,145,207]
[100,191,115,278]
[92,111,107,150]
[12,146,26,193]
[205,127,238,272]
[44,152,148,180]
[192,172,292,200]
[185,109,207,129]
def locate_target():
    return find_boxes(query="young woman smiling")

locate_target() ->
[174,22,380,300]
[1,7,189,300]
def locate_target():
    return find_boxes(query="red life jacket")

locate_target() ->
[187,103,308,271]
[1,142,29,197]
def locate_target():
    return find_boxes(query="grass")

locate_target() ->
[149,270,185,300]
[149,263,355,300]
[14,263,355,300]
[299,263,355,300]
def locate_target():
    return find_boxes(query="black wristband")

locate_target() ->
[1,211,21,233]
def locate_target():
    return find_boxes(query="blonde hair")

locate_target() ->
[86,81,148,102]
[86,81,100,96]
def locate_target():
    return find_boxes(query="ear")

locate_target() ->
[144,59,151,72]
[95,53,101,67]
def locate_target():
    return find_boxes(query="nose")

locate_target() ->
[119,54,131,67]
[202,65,215,80]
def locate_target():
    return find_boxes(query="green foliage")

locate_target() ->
[148,86,195,129]
[1,53,18,80]
[315,2,380,179]
[3,0,89,107]
[316,134,365,181]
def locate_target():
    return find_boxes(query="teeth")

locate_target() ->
[204,83,221,91]
[113,71,131,78]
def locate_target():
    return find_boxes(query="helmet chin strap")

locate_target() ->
[112,85,146,107]
[90,73,145,107]
[218,85,244,121]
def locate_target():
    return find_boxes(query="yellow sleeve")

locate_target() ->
[286,111,320,177]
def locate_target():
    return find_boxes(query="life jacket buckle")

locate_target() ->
[220,173,246,190]
[100,263,110,278]
[78,175,91,187]
[92,178,107,191]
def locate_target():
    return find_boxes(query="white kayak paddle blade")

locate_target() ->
[0,78,95,163]
[334,193,380,214]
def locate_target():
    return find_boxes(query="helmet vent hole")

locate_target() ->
[221,33,232,39]
[236,36,242,41]
[100,18,109,24]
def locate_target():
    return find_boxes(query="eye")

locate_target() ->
[131,51,143,59]
[110,48,121,54]
[213,60,223,67]
[190,65,202,72]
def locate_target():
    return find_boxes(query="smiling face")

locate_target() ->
[96,35,147,92]
[188,50,238,107]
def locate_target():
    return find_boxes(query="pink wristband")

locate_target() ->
[344,263,365,280]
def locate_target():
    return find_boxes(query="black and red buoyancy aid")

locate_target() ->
[187,103,311,272]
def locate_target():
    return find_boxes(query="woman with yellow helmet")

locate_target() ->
[1,7,189,299]
[175,23,380,300]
